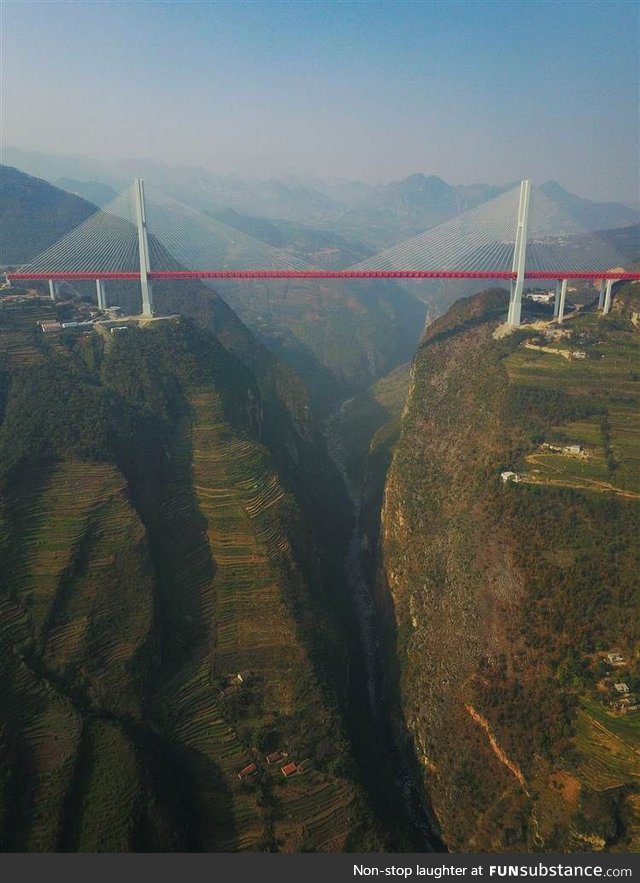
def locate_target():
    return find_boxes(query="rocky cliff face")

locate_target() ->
[379,287,640,852]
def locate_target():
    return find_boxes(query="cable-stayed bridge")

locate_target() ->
[6,179,638,326]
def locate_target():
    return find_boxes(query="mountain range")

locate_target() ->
[4,146,638,253]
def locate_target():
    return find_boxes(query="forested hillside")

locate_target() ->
[0,166,96,265]
[0,305,387,851]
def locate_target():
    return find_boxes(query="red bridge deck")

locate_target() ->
[7,270,640,282]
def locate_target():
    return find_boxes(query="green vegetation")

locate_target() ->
[503,305,640,496]
[213,276,426,412]
[0,306,383,851]
[0,165,95,264]
[380,288,640,852]
[73,721,140,852]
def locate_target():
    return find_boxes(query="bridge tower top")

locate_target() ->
[507,179,531,326]
[134,178,154,317]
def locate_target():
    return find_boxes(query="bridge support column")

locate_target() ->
[597,280,606,310]
[553,280,562,318]
[603,279,614,315]
[48,279,58,301]
[507,179,531,326]
[557,279,568,323]
[134,178,154,317]
[96,279,107,310]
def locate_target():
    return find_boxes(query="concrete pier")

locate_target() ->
[557,279,568,323]
[96,279,107,310]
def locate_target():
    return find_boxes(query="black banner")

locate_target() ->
[0,853,639,883]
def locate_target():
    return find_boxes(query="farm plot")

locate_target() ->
[0,306,50,369]
[575,702,640,792]
[0,595,81,850]
[155,385,360,851]
[504,326,640,496]
[4,462,128,637]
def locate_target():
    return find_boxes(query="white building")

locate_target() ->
[527,291,555,304]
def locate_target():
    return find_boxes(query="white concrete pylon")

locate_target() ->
[507,179,531,326]
[553,280,562,318]
[48,279,57,301]
[96,279,107,310]
[603,279,614,314]
[597,280,606,310]
[134,178,154,317]
[557,279,568,323]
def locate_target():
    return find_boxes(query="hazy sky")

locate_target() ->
[2,0,638,202]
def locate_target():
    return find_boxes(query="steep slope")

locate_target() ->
[327,362,411,585]
[0,166,96,265]
[379,287,640,852]
[213,277,426,411]
[55,178,118,207]
[594,223,640,264]
[0,303,383,851]
[539,182,639,231]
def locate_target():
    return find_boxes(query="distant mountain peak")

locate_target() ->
[396,173,451,191]
[539,180,639,231]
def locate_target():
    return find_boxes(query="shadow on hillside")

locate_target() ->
[111,395,246,849]
[372,563,447,852]
[157,739,240,852]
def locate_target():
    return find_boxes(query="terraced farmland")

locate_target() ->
[504,317,640,496]
[3,460,154,716]
[0,311,380,852]
[576,702,640,792]
[0,300,51,369]
[153,385,359,851]
[573,702,640,851]
[0,619,81,851]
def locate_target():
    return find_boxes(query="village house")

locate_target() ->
[613,694,639,714]
[500,471,520,483]
[606,653,625,666]
[614,683,631,694]
[266,751,286,765]
[541,442,584,457]
[61,321,93,330]
[281,762,298,777]
[39,320,61,333]
[526,291,555,304]
[237,763,258,780]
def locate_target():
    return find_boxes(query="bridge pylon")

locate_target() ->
[507,179,531,326]
[96,279,107,310]
[134,178,154,317]
[553,280,562,318]
[557,279,568,323]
